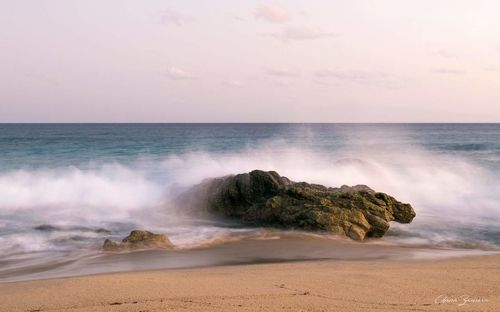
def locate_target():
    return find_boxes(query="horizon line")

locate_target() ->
[0,122,499,125]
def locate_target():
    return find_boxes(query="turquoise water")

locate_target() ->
[1,123,500,281]
[1,123,499,170]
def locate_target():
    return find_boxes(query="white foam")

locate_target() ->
[0,164,165,225]
[0,141,499,254]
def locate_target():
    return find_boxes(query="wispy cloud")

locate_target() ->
[314,69,407,88]
[223,79,243,87]
[430,49,457,58]
[160,9,194,26]
[231,14,247,22]
[166,67,198,80]
[266,69,300,77]
[315,70,377,81]
[482,65,498,72]
[266,26,335,41]
[431,68,466,75]
[272,80,295,87]
[255,5,290,23]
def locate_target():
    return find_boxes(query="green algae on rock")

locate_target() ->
[103,230,173,251]
[183,170,416,241]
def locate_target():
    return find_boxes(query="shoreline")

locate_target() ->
[3,232,497,283]
[2,254,499,311]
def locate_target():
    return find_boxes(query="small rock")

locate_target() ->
[34,224,60,232]
[103,230,173,251]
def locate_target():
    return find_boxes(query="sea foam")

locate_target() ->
[0,141,499,256]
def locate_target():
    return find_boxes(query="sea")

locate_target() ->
[1,123,499,281]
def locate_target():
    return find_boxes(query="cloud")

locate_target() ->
[431,49,457,58]
[255,5,290,23]
[482,65,498,72]
[314,69,407,88]
[160,9,194,26]
[272,80,295,87]
[265,69,299,87]
[231,14,247,22]
[315,70,377,81]
[431,68,466,75]
[266,26,335,41]
[166,67,198,80]
[223,79,243,87]
[266,69,300,77]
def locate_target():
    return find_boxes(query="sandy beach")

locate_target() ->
[3,0,500,309]
[1,255,499,312]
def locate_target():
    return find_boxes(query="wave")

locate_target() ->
[0,141,500,258]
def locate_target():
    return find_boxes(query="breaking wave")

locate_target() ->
[0,141,499,255]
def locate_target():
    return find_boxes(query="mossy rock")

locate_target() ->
[103,230,173,251]
[181,170,416,241]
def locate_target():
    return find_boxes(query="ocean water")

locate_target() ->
[1,123,500,281]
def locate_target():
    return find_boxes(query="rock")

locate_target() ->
[181,170,416,241]
[103,230,173,251]
[103,239,121,251]
[34,224,61,232]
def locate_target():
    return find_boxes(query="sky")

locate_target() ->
[0,0,499,122]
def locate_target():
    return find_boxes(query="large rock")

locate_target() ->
[103,230,173,251]
[182,170,416,241]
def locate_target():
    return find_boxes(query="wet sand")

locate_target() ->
[1,255,499,311]
[1,233,492,283]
